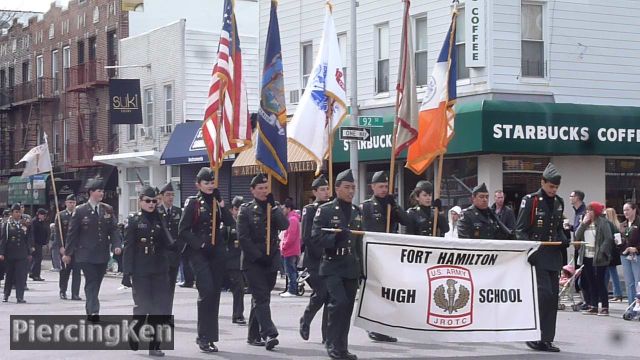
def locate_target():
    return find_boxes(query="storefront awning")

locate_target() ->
[93,150,161,167]
[8,174,50,205]
[232,136,317,176]
[160,121,209,165]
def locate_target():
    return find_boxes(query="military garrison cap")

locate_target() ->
[336,169,355,183]
[311,175,329,189]
[65,194,76,201]
[472,182,488,195]
[2,209,9,216]
[415,180,434,194]
[37,208,47,215]
[159,182,174,193]
[10,203,21,212]
[196,167,215,182]
[231,196,244,208]
[542,163,561,185]
[139,185,158,198]
[86,178,104,192]
[370,171,389,184]
[251,173,268,187]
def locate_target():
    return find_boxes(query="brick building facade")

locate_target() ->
[0,0,129,211]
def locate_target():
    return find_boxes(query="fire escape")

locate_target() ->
[64,59,109,168]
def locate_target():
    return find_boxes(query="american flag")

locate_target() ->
[203,0,251,168]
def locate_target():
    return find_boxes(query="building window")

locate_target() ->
[52,49,59,92]
[23,34,30,49]
[21,61,29,83]
[128,124,136,141]
[144,88,153,137]
[375,23,389,93]
[0,69,5,89]
[415,16,428,86]
[11,38,17,52]
[126,167,150,214]
[49,23,55,39]
[337,33,348,92]
[88,36,97,61]
[8,67,14,88]
[456,8,469,79]
[62,46,70,90]
[164,84,173,127]
[301,42,313,89]
[36,55,44,95]
[521,3,544,78]
[93,6,100,23]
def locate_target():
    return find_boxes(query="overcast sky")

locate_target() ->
[2,0,70,13]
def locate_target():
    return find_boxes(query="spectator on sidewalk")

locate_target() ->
[620,202,640,305]
[491,190,516,230]
[280,198,301,298]
[604,208,623,302]
[29,208,49,281]
[49,222,61,271]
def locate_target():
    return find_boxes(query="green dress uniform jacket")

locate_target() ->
[360,195,409,233]
[65,202,122,264]
[406,205,449,237]
[237,200,289,272]
[0,219,34,259]
[123,211,173,276]
[457,205,513,240]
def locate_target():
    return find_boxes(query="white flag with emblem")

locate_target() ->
[16,135,52,178]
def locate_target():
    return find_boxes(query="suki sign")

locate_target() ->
[354,232,540,342]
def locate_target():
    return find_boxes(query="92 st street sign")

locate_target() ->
[339,126,371,141]
[358,116,384,128]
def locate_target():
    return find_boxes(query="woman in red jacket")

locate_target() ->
[280,198,301,297]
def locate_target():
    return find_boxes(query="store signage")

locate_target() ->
[109,79,142,124]
[340,126,371,141]
[465,0,486,67]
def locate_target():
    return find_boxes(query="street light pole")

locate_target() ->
[350,0,360,204]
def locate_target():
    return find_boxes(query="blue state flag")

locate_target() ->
[256,0,288,184]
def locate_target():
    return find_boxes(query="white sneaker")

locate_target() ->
[280,292,296,298]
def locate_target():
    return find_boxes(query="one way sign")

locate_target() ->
[339,126,371,141]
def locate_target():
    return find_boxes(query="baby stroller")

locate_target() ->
[296,268,310,296]
[558,262,584,311]
[622,286,640,321]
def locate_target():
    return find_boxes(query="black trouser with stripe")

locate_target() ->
[59,260,81,297]
[4,258,28,300]
[78,262,108,315]
[301,268,328,341]
[324,275,358,353]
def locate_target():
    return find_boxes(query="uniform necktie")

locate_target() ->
[95,205,99,216]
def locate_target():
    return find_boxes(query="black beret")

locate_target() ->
[65,194,76,201]
[196,167,215,182]
[86,178,104,191]
[159,182,174,193]
[37,208,48,215]
[231,196,244,208]
[311,175,329,189]
[336,169,355,183]
[251,173,268,187]
[472,182,488,195]
[371,171,389,184]
[542,162,561,185]
[415,180,434,194]
[11,203,21,211]
[139,185,158,198]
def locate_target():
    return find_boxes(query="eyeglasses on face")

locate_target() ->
[142,199,158,204]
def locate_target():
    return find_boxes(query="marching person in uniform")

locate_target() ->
[299,175,330,343]
[359,170,408,343]
[0,203,34,303]
[457,183,513,240]
[515,163,569,352]
[157,182,183,313]
[63,178,122,320]
[54,194,82,300]
[123,186,174,357]
[406,180,449,237]
[311,169,362,360]
[237,173,289,351]
[0,209,9,286]
[224,196,247,325]
[178,167,234,353]
[29,208,49,281]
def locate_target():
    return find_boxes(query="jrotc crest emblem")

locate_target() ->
[427,265,474,329]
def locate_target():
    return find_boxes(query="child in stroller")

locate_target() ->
[558,263,584,311]
[622,282,640,321]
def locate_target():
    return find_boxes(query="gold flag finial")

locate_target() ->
[326,1,334,13]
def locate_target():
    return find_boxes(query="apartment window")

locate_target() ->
[456,8,469,79]
[8,67,14,88]
[0,70,5,89]
[93,6,100,23]
[77,40,85,64]
[52,49,59,92]
[53,122,60,156]
[11,38,17,52]
[375,23,389,93]
[22,61,29,83]
[88,36,97,61]
[23,34,30,49]
[62,46,70,90]
[415,16,428,86]
[301,42,313,89]
[36,55,44,95]
[128,124,136,140]
[49,23,55,39]
[521,3,544,78]
[126,167,150,213]
[63,119,68,162]
[164,84,173,127]
[337,33,348,92]
[144,88,153,137]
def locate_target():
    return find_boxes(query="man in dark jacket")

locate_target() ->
[299,175,331,343]
[29,208,49,281]
[458,183,512,240]
[515,163,569,353]
[491,190,516,231]
[237,174,289,351]
[157,182,182,313]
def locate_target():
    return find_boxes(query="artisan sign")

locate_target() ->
[355,232,540,342]
[465,0,486,67]
[109,79,142,124]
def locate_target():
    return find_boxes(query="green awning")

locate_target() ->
[8,174,50,205]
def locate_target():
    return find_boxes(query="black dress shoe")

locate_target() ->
[33,277,45,281]
[232,317,246,325]
[87,314,100,323]
[525,341,544,351]
[368,332,397,342]
[328,349,346,359]
[2,297,8,303]
[542,341,560,352]
[343,351,358,360]
[60,292,67,300]
[247,338,265,346]
[265,336,279,350]
[178,282,194,288]
[17,299,26,303]
[72,295,83,301]
[299,317,310,340]
[148,349,165,357]
[198,341,218,353]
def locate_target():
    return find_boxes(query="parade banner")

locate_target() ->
[354,232,541,342]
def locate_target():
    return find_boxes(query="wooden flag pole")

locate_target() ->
[327,98,335,197]
[432,154,444,236]
[387,97,401,233]
[211,80,226,245]
[266,173,273,256]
